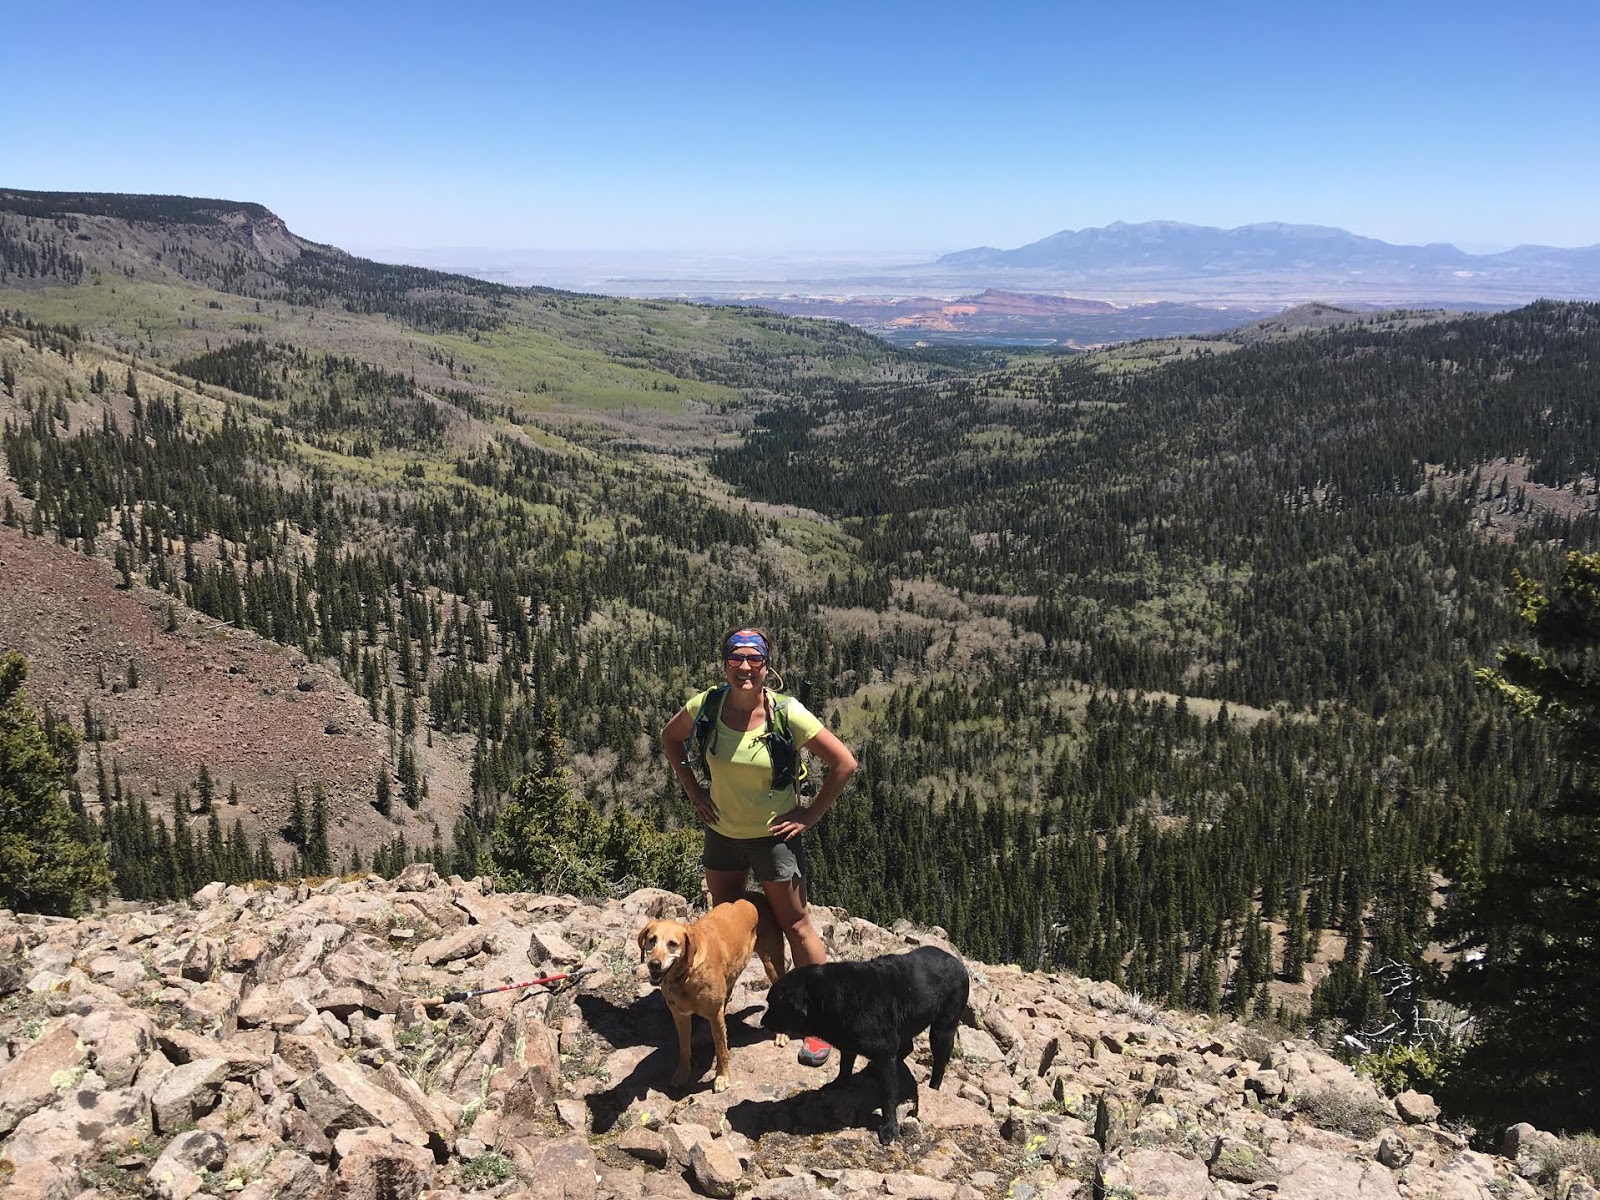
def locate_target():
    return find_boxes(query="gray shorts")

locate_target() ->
[703,828,808,883]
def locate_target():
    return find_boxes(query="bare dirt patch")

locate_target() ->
[1425,457,1599,542]
[0,521,470,870]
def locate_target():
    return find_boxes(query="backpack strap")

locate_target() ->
[686,684,728,787]
[765,691,810,795]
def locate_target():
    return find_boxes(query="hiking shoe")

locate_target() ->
[798,1036,832,1067]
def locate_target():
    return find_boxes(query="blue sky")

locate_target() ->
[6,1,1596,254]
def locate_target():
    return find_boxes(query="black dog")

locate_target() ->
[760,945,968,1143]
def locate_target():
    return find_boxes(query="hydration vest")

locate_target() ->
[686,685,811,796]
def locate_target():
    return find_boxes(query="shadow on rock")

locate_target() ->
[723,1062,920,1141]
[577,991,783,1134]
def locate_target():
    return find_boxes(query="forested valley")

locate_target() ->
[4,192,1600,1132]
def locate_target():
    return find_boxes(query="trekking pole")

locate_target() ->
[419,965,594,1008]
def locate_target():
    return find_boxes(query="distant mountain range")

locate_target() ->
[922,221,1600,304]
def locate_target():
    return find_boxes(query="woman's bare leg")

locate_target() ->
[761,876,826,967]
[705,868,748,907]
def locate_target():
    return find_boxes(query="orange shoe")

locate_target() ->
[798,1036,832,1067]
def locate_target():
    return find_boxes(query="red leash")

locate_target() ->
[420,965,593,1007]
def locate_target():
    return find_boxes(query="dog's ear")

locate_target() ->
[801,970,825,1020]
[636,923,652,963]
[781,974,809,1021]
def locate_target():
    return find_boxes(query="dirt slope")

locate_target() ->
[0,519,471,868]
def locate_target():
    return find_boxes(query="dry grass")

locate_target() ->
[1524,1133,1600,1187]
[1293,1087,1391,1138]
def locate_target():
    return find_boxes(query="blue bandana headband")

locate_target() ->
[724,630,770,660]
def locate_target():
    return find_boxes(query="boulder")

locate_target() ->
[1097,1148,1219,1199]
[234,1147,322,1200]
[619,1125,670,1166]
[834,1168,887,1195]
[1395,1089,1440,1124]
[1208,1135,1278,1184]
[329,1127,437,1199]
[181,936,223,981]
[0,1022,87,1135]
[156,1024,241,1064]
[0,1158,77,1200]
[955,1025,1005,1062]
[394,861,440,891]
[296,1058,429,1146]
[62,1074,144,1142]
[620,888,691,919]
[530,923,584,966]
[664,1121,715,1165]
[74,1005,157,1087]
[883,1174,958,1199]
[374,1059,459,1139]
[1376,1132,1411,1169]
[1093,1090,1138,1150]
[1272,1144,1403,1200]
[415,924,486,966]
[1245,1068,1286,1100]
[150,1056,229,1133]
[1504,1121,1559,1160]
[177,978,240,1035]
[690,1139,743,1199]
[225,933,267,971]
[5,1098,97,1166]
[451,883,512,927]
[505,1132,598,1200]
[748,1177,822,1200]
[915,1083,995,1131]
[148,1129,228,1200]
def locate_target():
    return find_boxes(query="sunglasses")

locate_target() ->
[725,654,768,667]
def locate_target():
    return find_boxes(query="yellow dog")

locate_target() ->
[637,896,787,1091]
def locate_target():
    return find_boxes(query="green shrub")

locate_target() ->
[461,1151,516,1188]
[1294,1087,1391,1138]
[1523,1132,1600,1187]
[485,702,699,899]
[1357,1042,1454,1096]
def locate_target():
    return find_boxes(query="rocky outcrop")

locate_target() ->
[0,876,1578,1199]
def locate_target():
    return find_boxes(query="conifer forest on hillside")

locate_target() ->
[4,191,1600,1132]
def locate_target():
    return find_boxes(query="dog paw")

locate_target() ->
[670,1068,692,1088]
[713,1074,731,1093]
[773,1032,789,1047]
[877,1120,900,1145]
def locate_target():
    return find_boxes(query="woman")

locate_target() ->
[660,627,858,1067]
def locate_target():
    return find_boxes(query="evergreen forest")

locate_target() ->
[3,191,1599,1133]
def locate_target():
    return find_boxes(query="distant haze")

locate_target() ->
[352,220,1600,309]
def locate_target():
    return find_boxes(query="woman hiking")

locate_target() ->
[660,626,858,1067]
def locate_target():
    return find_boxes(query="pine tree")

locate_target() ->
[0,653,111,915]
[170,793,196,898]
[1445,552,1600,1131]
[486,701,609,895]
[285,784,307,849]
[307,785,331,876]
[195,764,215,815]
[0,652,110,915]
